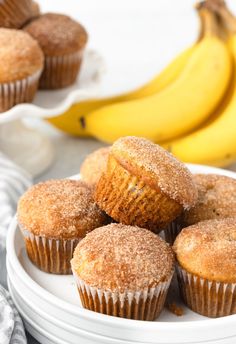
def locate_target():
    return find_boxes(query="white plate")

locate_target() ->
[7,276,133,344]
[6,165,236,344]
[3,0,236,123]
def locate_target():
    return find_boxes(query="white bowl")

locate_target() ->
[7,165,236,344]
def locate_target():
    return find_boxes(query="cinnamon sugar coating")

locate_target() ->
[71,224,174,292]
[174,218,236,283]
[24,13,88,56]
[0,29,43,82]
[80,147,110,186]
[182,174,236,226]
[17,179,108,239]
[112,137,197,209]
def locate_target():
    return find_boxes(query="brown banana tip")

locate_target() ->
[195,1,205,10]
[79,116,86,129]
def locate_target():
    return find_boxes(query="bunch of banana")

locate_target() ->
[48,46,195,137]
[78,4,231,144]
[163,0,236,167]
[47,5,206,136]
[49,1,236,168]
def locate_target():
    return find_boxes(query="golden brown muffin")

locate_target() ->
[30,1,40,19]
[71,223,174,320]
[24,13,88,89]
[165,174,236,244]
[95,136,197,232]
[183,174,236,225]
[18,179,108,274]
[0,0,37,28]
[173,218,236,317]
[0,29,43,112]
[80,147,110,187]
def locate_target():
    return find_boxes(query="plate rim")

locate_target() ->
[7,276,133,344]
[7,164,236,334]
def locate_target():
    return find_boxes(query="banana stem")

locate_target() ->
[196,2,221,38]
[205,0,236,34]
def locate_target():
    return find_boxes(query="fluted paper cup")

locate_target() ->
[0,0,34,28]
[163,220,182,245]
[176,264,236,318]
[72,271,173,320]
[0,70,42,112]
[39,50,84,89]
[20,227,79,274]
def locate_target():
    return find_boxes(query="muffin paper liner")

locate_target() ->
[0,0,33,28]
[39,50,84,89]
[163,220,182,245]
[20,227,80,274]
[176,264,236,317]
[95,156,181,232]
[0,70,42,112]
[73,271,173,320]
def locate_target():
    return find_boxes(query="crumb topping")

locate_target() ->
[112,137,197,209]
[182,174,236,225]
[24,13,88,56]
[0,28,43,82]
[17,179,107,239]
[71,224,174,292]
[80,147,110,186]
[174,218,236,283]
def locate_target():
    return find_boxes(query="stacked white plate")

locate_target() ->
[7,165,236,344]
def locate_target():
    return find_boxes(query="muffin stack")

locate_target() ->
[0,0,88,112]
[17,136,236,321]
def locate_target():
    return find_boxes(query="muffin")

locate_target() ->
[30,1,40,19]
[17,179,108,274]
[80,147,110,187]
[24,13,88,89]
[0,29,43,112]
[0,0,37,28]
[95,136,197,232]
[174,218,236,317]
[165,174,236,244]
[71,223,174,320]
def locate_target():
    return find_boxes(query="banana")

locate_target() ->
[162,3,236,167]
[81,7,232,144]
[47,45,194,136]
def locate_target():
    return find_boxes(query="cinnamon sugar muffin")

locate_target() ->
[165,174,236,244]
[24,13,88,89]
[80,147,110,187]
[0,29,43,112]
[174,218,236,317]
[0,0,38,28]
[71,223,174,320]
[17,179,108,274]
[29,1,40,21]
[95,136,197,232]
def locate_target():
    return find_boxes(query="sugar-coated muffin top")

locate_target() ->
[18,179,108,239]
[80,147,110,186]
[0,29,44,82]
[112,136,197,210]
[182,174,236,226]
[24,13,88,56]
[174,218,236,283]
[71,224,174,292]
